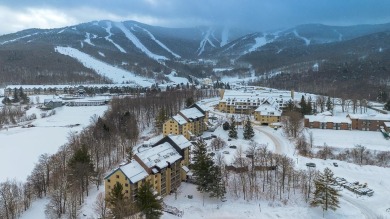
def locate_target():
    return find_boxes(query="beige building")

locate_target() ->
[254,98,282,125]
[104,134,192,202]
[163,104,209,140]
[218,89,292,114]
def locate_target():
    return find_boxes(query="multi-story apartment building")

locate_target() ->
[218,89,293,114]
[104,134,192,202]
[163,104,209,140]
[254,98,282,125]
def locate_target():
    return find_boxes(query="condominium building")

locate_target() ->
[104,134,192,202]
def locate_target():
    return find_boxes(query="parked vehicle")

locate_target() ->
[229,145,237,149]
[223,151,230,154]
[306,163,316,167]
[333,162,338,167]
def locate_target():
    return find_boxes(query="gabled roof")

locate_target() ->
[136,142,182,169]
[179,107,204,121]
[167,134,192,150]
[173,115,187,125]
[104,161,148,184]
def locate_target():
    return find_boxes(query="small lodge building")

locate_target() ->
[43,99,63,109]
[104,135,192,202]
[347,114,390,131]
[304,114,352,130]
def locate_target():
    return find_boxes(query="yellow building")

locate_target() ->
[104,135,192,202]
[218,89,292,114]
[254,98,282,125]
[163,104,209,140]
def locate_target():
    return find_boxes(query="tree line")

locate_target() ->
[0,88,218,219]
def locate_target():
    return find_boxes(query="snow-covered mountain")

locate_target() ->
[1,20,390,86]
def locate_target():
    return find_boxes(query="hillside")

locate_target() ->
[1,21,390,98]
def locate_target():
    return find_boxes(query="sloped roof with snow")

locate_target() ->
[136,142,182,169]
[173,115,187,125]
[111,161,149,184]
[305,115,351,124]
[167,134,192,150]
[180,107,204,120]
[348,113,390,121]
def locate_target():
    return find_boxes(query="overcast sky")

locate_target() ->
[0,0,390,35]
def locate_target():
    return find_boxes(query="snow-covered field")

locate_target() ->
[0,96,108,182]
[304,128,390,151]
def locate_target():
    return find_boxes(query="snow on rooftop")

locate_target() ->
[168,134,192,150]
[136,142,182,169]
[173,115,187,125]
[119,161,149,183]
[305,115,351,124]
[180,107,204,120]
[255,104,282,116]
[348,113,390,121]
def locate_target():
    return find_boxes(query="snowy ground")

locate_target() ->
[304,128,390,151]
[0,95,108,182]
[12,91,390,219]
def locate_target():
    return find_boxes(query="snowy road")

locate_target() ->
[340,195,377,219]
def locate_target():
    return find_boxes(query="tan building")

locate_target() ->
[163,104,209,140]
[254,98,282,125]
[218,89,292,114]
[104,135,192,202]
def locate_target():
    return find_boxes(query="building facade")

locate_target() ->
[104,135,192,202]
[163,104,209,140]
[254,98,282,125]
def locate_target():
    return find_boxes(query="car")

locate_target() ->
[223,151,230,154]
[211,134,217,138]
[228,138,232,141]
[209,152,216,157]
[306,163,316,168]
[333,162,338,167]
[229,145,237,149]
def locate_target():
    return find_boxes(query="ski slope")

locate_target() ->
[55,46,154,86]
[135,25,181,58]
[115,22,168,61]
[103,21,126,53]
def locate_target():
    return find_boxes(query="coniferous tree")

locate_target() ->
[228,116,238,139]
[300,95,307,115]
[136,182,162,219]
[68,145,96,198]
[185,97,195,108]
[107,182,134,218]
[243,117,255,140]
[191,139,214,193]
[208,165,226,201]
[222,121,230,131]
[326,96,333,112]
[384,100,390,111]
[310,168,340,214]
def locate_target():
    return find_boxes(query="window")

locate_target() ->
[107,179,111,183]
[126,190,129,193]
[116,175,119,179]
[125,183,128,187]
